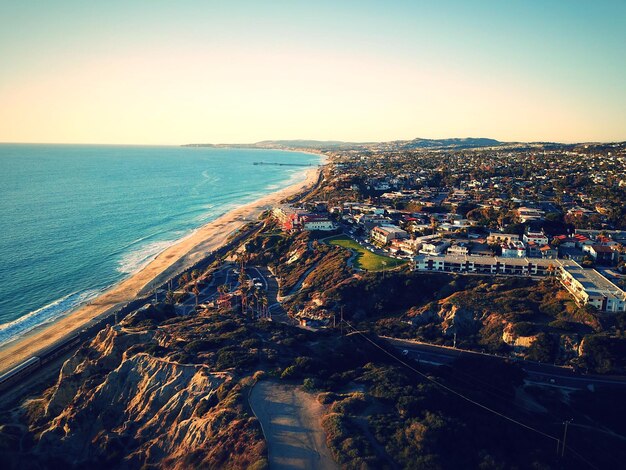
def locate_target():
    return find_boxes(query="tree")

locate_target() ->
[192,284,200,307]
[178,272,190,289]
[259,293,269,318]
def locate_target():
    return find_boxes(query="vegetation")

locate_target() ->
[326,235,407,271]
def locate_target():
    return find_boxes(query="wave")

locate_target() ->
[0,289,102,346]
[116,238,181,274]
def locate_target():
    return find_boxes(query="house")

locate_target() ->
[390,238,422,255]
[583,245,615,265]
[471,243,494,257]
[559,246,586,262]
[501,241,526,258]
[539,245,557,259]
[420,240,451,255]
[371,225,409,245]
[523,230,549,245]
[447,243,470,256]
[487,233,520,244]
[517,207,545,223]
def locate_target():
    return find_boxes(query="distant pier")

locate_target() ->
[253,162,315,167]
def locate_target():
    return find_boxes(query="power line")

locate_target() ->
[342,320,560,443]
[344,321,604,469]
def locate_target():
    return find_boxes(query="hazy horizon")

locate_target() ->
[1,1,625,145]
[1,135,625,147]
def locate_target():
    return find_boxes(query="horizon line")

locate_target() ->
[2,137,626,147]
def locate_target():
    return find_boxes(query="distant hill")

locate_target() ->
[183,138,626,153]
[183,137,503,151]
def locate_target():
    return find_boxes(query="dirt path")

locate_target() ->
[249,381,338,470]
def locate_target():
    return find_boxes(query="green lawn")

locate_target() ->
[326,235,407,271]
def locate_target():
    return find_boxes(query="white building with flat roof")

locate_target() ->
[559,264,626,312]
[371,225,409,244]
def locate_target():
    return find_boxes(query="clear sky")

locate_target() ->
[0,0,624,144]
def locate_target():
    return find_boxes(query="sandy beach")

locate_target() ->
[0,160,323,374]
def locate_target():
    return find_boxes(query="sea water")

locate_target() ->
[0,144,320,344]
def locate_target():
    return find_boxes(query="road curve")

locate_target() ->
[249,381,338,470]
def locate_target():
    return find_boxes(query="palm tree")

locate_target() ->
[192,284,200,307]
[218,284,229,298]
[251,289,259,318]
[259,293,269,319]
[217,284,231,309]
[178,272,190,289]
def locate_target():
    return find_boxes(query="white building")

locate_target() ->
[560,264,626,312]
[523,231,549,245]
[487,233,520,244]
[302,216,336,231]
[501,241,526,258]
[420,240,451,255]
[371,225,409,244]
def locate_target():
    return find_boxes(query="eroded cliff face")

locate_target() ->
[2,311,267,470]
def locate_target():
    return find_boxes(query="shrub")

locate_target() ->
[331,393,367,415]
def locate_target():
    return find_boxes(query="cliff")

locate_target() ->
[1,310,268,469]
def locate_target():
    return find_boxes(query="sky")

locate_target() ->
[0,0,624,144]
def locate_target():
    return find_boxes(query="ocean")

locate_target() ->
[0,144,320,345]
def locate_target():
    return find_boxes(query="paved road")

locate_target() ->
[253,266,298,325]
[177,263,241,314]
[384,337,626,390]
[249,381,338,470]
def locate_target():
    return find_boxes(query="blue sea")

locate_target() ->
[0,144,320,344]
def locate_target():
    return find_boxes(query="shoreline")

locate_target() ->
[0,153,326,374]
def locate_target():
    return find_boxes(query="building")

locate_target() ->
[420,240,451,255]
[487,232,520,244]
[559,246,586,262]
[414,254,564,277]
[559,263,626,312]
[371,225,409,245]
[390,238,422,255]
[523,231,549,245]
[447,243,470,256]
[501,241,526,258]
[583,244,615,265]
[517,207,545,223]
[301,215,336,231]
[273,205,307,231]
[539,244,557,259]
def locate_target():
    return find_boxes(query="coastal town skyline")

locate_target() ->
[1,0,625,145]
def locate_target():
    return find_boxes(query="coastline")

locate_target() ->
[0,154,326,374]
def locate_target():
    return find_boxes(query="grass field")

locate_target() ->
[326,235,407,271]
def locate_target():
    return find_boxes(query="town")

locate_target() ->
[269,141,626,315]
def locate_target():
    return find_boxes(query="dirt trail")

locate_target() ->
[249,381,338,470]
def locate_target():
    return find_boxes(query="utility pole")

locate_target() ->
[561,419,572,457]
[340,307,343,336]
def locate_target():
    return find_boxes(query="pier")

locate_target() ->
[253,162,315,167]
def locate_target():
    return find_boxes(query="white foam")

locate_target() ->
[0,289,101,346]
[116,239,178,274]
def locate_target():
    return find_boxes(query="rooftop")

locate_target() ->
[563,264,626,300]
